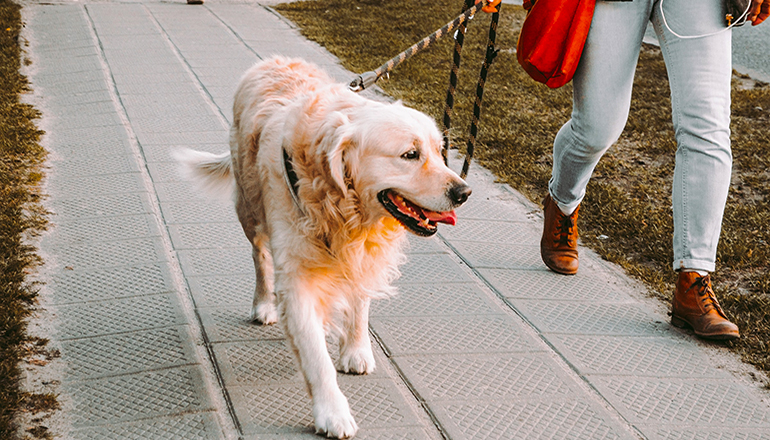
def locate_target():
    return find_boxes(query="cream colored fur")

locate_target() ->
[177,56,468,438]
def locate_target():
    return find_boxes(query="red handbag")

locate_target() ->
[516,0,597,88]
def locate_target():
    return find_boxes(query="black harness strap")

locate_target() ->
[282,147,302,212]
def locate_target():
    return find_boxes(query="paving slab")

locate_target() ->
[19,1,770,439]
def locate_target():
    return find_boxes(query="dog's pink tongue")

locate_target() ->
[424,209,457,226]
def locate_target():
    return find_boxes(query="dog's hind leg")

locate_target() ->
[336,296,375,375]
[280,281,358,439]
[249,234,276,324]
[235,194,277,325]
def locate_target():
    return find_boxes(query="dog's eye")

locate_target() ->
[401,150,420,161]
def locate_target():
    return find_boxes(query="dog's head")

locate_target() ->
[323,100,471,237]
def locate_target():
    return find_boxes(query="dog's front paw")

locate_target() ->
[336,344,375,375]
[250,301,278,325]
[313,392,358,439]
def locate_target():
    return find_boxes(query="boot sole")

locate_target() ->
[542,259,578,275]
[671,315,740,341]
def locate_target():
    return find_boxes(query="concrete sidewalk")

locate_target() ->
[20,1,770,439]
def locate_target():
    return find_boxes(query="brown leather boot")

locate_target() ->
[671,272,739,340]
[540,194,579,275]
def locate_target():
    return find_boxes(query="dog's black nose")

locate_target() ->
[448,183,472,206]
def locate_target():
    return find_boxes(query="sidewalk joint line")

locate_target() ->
[82,4,242,438]
[367,327,452,440]
[143,4,232,128]
[436,232,648,439]
[204,4,264,62]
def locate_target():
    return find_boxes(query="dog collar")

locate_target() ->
[282,147,303,213]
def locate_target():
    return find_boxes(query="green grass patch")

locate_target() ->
[275,0,770,374]
[1,0,49,437]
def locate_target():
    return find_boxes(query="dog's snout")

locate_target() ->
[448,183,472,206]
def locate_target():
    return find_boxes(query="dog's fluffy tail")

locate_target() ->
[174,149,235,197]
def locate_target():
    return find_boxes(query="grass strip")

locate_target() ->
[275,0,770,375]
[0,0,48,437]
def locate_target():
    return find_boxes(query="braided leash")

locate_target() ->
[441,0,477,165]
[348,1,488,92]
[349,0,501,179]
[348,0,502,179]
[461,2,500,178]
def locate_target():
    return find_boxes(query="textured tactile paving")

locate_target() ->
[594,378,770,426]
[147,161,189,183]
[433,397,633,440]
[155,181,219,202]
[70,412,223,440]
[394,353,571,401]
[48,263,173,304]
[50,138,135,159]
[478,268,633,301]
[49,153,138,178]
[198,307,284,342]
[650,428,770,440]
[370,282,501,317]
[132,131,227,146]
[168,223,248,250]
[447,241,541,269]
[47,172,147,198]
[371,315,537,355]
[53,126,131,149]
[551,335,722,377]
[254,428,434,440]
[187,275,255,306]
[514,300,668,336]
[215,339,385,388]
[46,90,115,109]
[177,248,254,276]
[55,294,184,340]
[47,193,155,219]
[215,340,301,386]
[160,200,237,225]
[47,237,166,271]
[439,218,538,244]
[396,254,475,284]
[232,378,422,435]
[455,196,531,222]
[405,235,447,254]
[59,326,195,380]
[130,115,226,135]
[66,366,212,427]
[49,214,158,244]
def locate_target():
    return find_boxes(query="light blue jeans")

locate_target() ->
[549,0,733,272]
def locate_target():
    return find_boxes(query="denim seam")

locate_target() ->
[655,11,691,267]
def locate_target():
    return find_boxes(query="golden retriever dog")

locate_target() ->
[177,56,471,438]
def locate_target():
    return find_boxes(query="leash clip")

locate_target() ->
[349,71,378,92]
[481,0,501,13]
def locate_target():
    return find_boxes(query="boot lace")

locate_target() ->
[553,212,576,247]
[688,275,729,319]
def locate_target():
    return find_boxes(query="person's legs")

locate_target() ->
[651,0,738,339]
[652,0,733,274]
[543,0,652,274]
[549,0,653,212]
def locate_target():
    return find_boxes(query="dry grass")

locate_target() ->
[0,0,50,437]
[276,0,770,374]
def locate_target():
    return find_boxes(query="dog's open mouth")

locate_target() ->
[378,190,457,237]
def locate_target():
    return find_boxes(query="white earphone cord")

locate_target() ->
[659,0,751,39]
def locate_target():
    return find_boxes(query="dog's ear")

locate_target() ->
[323,111,352,196]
